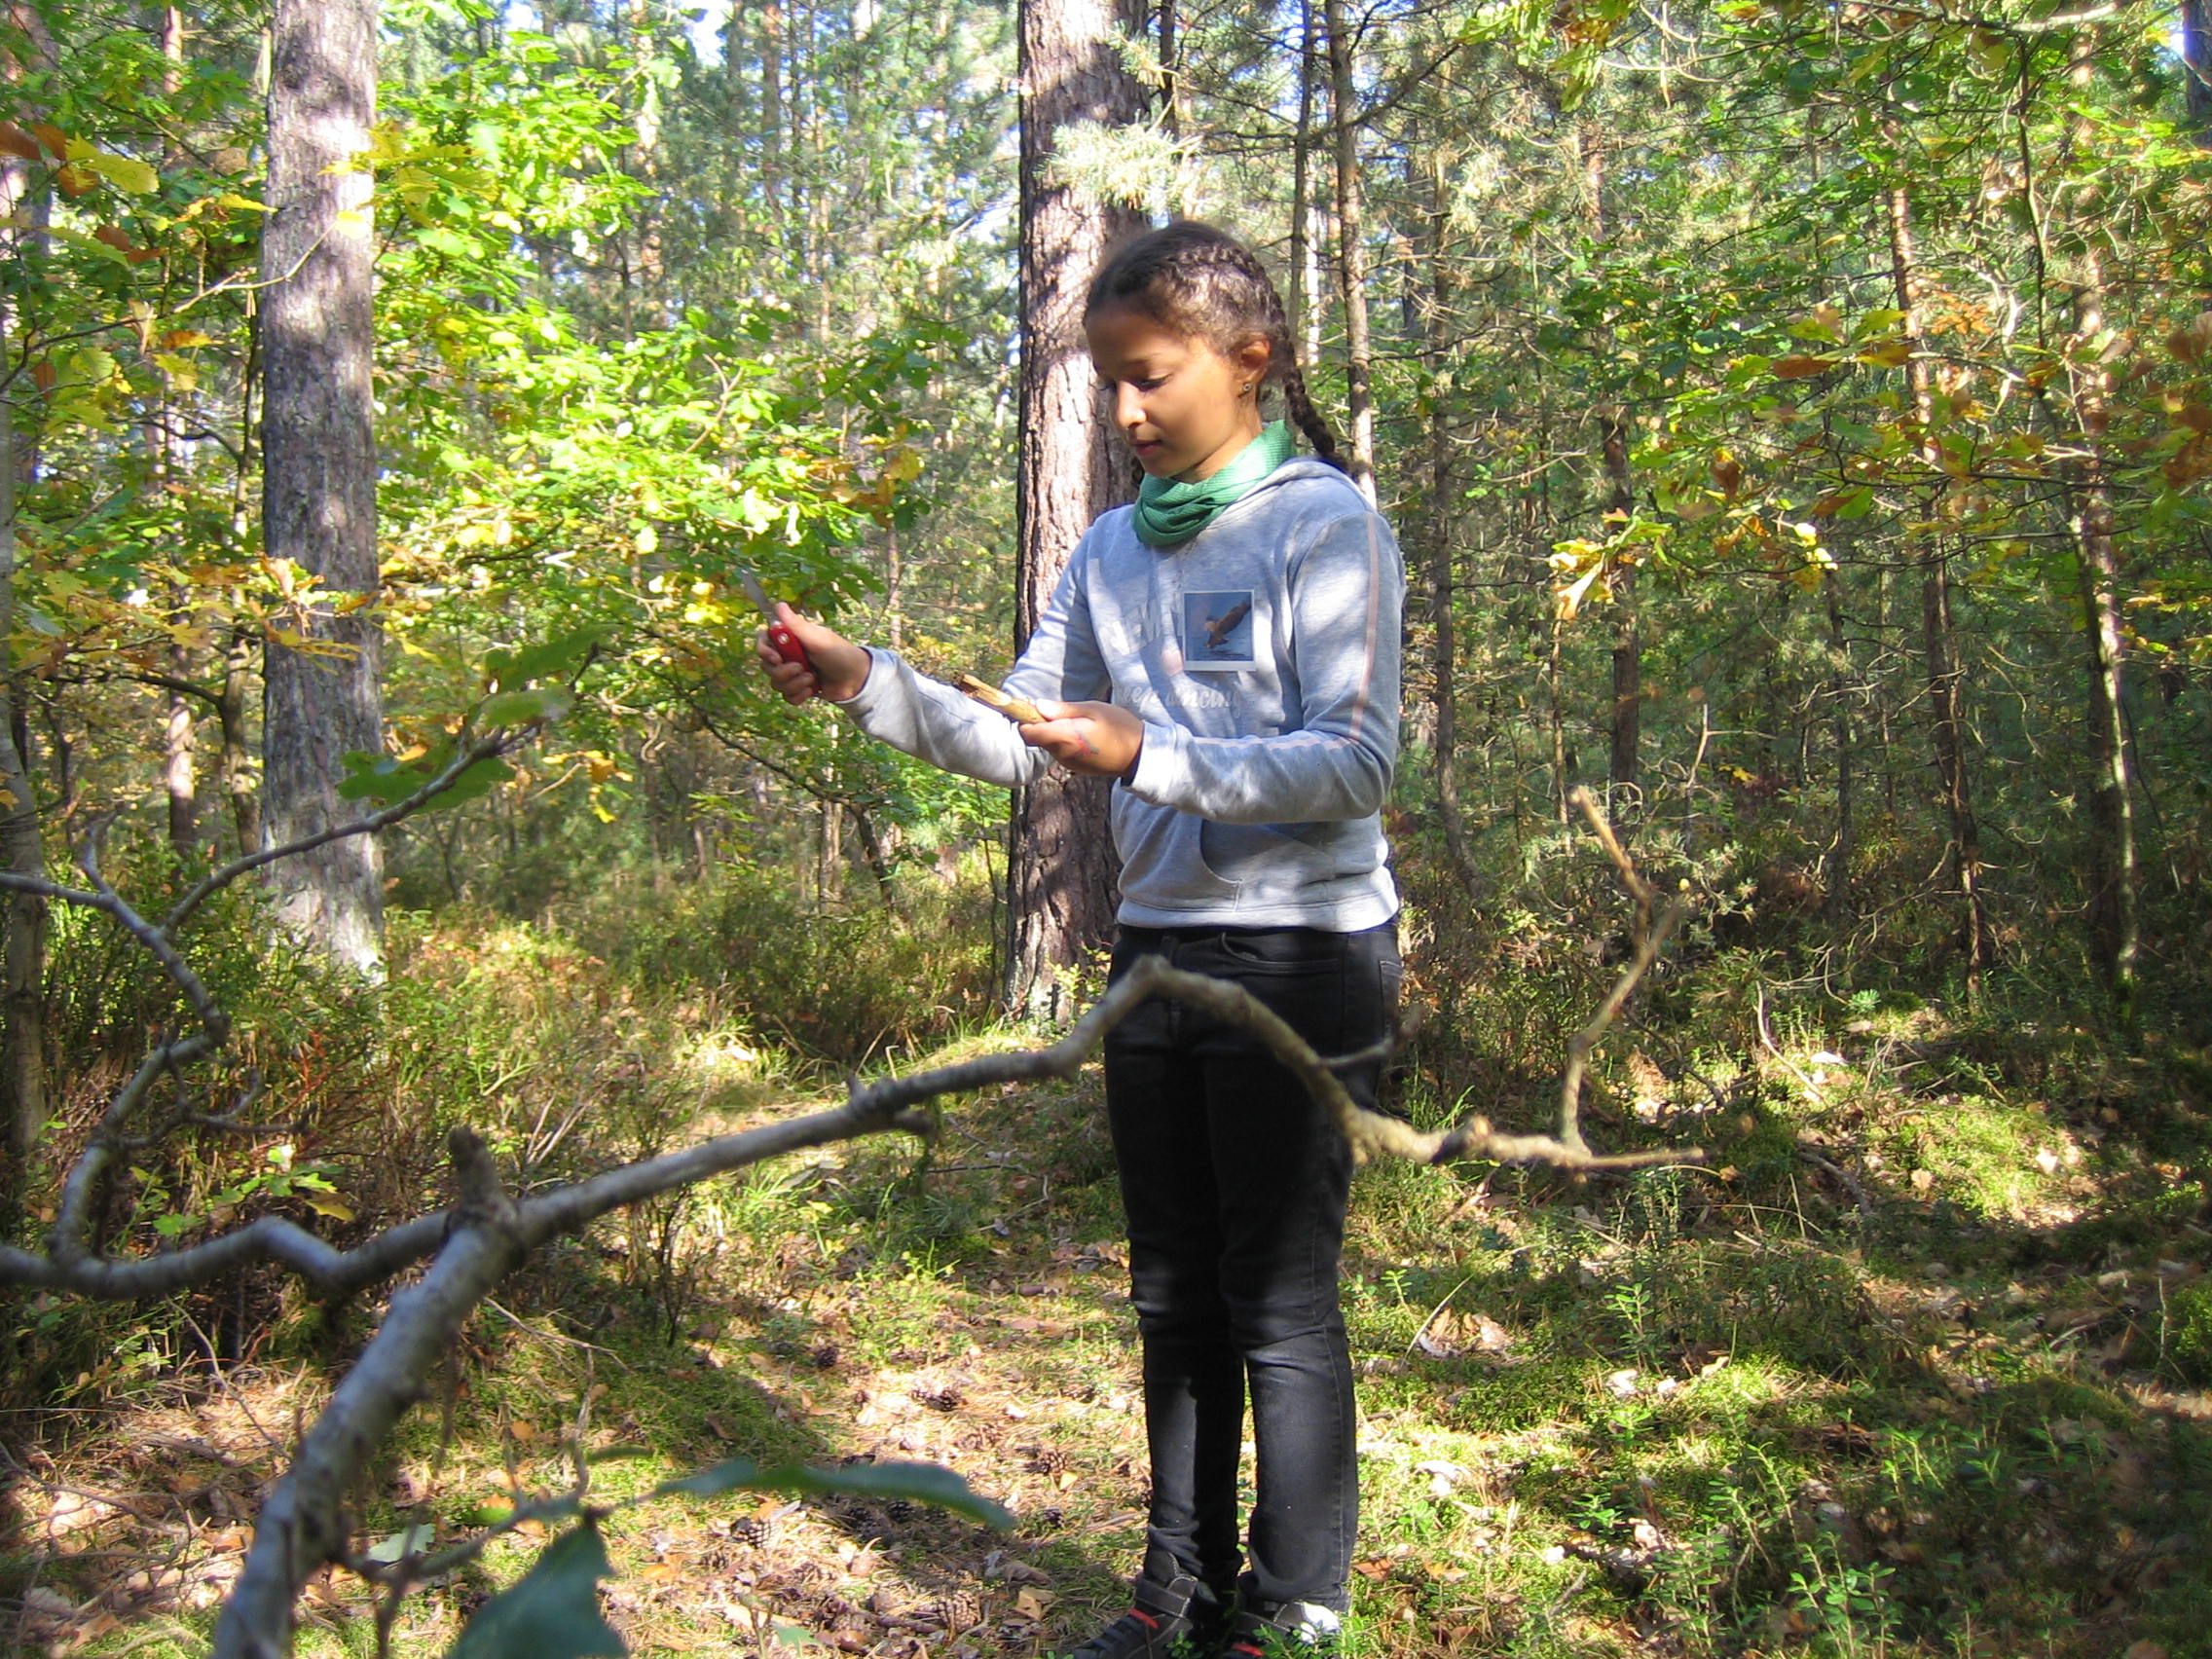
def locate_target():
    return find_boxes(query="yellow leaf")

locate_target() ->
[1857,340,1911,368]
[1555,560,1605,622]
[304,1193,355,1223]
[85,151,159,194]
[1774,355,1829,380]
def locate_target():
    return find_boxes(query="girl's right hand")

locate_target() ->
[757,604,871,704]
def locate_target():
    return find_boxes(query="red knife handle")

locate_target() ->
[765,620,812,672]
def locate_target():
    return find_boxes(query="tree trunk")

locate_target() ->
[153,2,198,864]
[1287,0,1317,356]
[2185,0,2211,147]
[1419,159,1480,893]
[1601,404,1639,807]
[761,0,785,223]
[2063,40,2139,1017]
[259,0,385,978]
[1824,571,1854,925]
[220,631,261,857]
[1007,0,1144,1021]
[1576,118,1640,811]
[1322,0,1375,502]
[883,523,903,652]
[1885,180,1991,984]
[0,26,49,1205]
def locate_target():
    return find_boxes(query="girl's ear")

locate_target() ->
[1233,334,1273,386]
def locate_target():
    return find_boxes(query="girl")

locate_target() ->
[759,220,1403,1658]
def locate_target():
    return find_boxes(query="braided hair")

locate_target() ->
[1086,221,1349,474]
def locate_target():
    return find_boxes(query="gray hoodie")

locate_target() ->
[835,458,1403,930]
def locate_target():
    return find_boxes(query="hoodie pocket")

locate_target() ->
[1198,819,1375,899]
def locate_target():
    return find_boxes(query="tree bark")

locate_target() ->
[259,0,385,977]
[1007,0,1145,1021]
[1886,181,1991,982]
[1322,0,1375,502]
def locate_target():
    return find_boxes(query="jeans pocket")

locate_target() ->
[1209,928,1337,976]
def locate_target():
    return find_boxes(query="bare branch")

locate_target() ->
[1551,788,1694,1161]
[2,1208,449,1298]
[0,870,228,1040]
[163,731,518,938]
[217,1131,533,1659]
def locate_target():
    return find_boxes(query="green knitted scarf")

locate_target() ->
[1132,422,1298,549]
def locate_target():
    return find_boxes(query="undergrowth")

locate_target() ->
[6,849,2210,1659]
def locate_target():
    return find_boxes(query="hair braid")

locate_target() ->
[1277,360,1346,471]
[1087,220,1351,474]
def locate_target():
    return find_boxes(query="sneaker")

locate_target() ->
[1219,1600,1343,1656]
[1061,1568,1228,1659]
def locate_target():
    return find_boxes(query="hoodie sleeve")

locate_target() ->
[831,535,1112,789]
[1124,506,1402,826]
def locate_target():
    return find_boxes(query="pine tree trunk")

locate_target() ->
[1006,0,1144,1021]
[1322,0,1375,501]
[259,0,385,977]
[761,0,785,223]
[1885,180,1991,983]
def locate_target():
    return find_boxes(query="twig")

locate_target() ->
[164,732,518,938]
[1797,1145,1877,1223]
[1551,788,1693,1161]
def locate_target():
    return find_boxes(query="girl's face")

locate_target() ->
[1086,303,1271,482]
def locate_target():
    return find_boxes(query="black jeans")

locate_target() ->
[1102,919,1400,1614]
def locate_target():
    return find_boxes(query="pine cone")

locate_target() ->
[929,1590,983,1632]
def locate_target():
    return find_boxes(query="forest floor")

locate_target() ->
[6,896,2212,1659]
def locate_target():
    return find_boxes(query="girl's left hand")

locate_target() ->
[1018,701,1144,780]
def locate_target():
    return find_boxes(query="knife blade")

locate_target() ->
[738,568,813,673]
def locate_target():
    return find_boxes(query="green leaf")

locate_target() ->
[449,1523,626,1659]
[484,626,607,690]
[656,1457,1013,1530]
[433,756,514,809]
[477,687,572,727]
[365,1523,436,1565]
[337,754,428,804]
